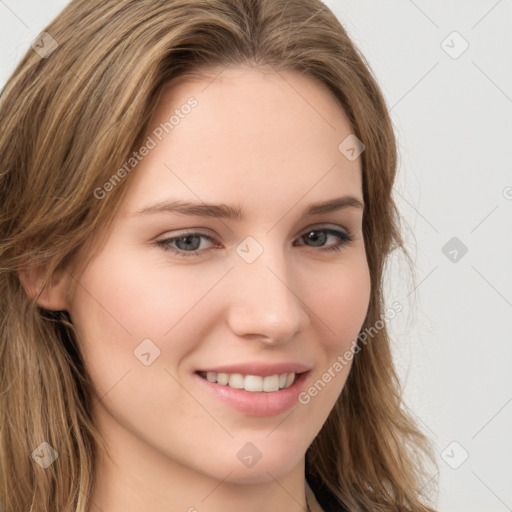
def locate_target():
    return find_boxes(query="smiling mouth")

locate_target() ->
[196,371,302,392]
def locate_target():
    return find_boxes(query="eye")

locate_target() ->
[156,231,216,257]
[294,227,353,253]
[155,226,353,258]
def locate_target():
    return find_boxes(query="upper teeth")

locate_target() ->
[203,372,296,392]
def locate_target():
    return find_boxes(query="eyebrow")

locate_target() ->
[134,195,364,220]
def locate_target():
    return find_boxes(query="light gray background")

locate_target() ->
[1,1,511,511]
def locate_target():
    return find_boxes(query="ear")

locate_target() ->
[18,264,72,311]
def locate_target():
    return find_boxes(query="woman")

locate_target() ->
[0,1,438,511]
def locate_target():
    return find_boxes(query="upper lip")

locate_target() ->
[196,362,311,377]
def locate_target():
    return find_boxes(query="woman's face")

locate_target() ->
[66,65,370,484]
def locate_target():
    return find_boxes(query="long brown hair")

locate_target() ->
[0,1,438,510]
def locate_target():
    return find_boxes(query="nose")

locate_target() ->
[226,247,311,345]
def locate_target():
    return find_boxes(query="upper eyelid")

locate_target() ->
[159,223,350,239]
[157,224,351,248]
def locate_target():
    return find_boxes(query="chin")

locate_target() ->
[203,436,308,484]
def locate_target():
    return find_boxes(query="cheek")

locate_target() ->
[295,255,370,425]
[68,246,242,412]
[313,253,371,355]
[67,252,220,443]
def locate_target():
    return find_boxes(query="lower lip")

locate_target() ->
[194,372,309,417]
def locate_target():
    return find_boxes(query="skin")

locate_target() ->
[33,65,371,512]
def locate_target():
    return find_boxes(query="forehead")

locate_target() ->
[119,65,362,217]
[154,64,353,146]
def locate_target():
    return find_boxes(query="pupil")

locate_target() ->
[173,231,329,252]
[177,235,200,251]
[306,230,326,247]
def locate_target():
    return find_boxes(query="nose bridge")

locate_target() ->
[227,238,310,342]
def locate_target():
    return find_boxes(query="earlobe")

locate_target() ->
[18,265,71,311]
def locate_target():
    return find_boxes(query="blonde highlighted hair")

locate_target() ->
[0,1,438,510]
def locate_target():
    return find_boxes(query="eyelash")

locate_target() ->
[155,227,354,258]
